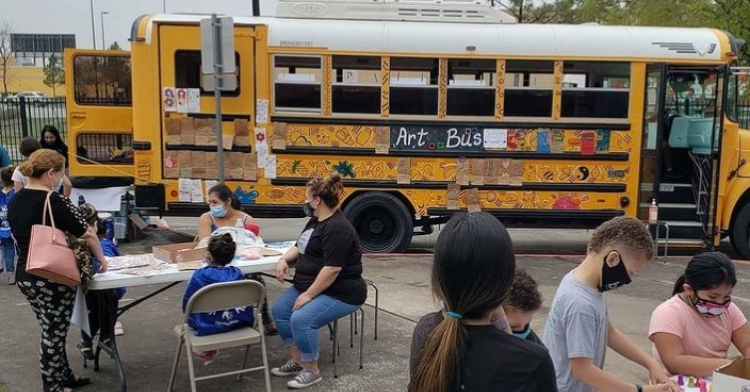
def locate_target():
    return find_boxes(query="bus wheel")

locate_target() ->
[731,202,750,260]
[343,192,413,253]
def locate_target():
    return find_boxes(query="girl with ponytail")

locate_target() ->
[649,251,750,378]
[409,212,557,392]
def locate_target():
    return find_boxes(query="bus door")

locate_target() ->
[156,23,257,211]
[64,49,134,177]
[638,64,667,223]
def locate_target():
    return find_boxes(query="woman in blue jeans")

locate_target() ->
[271,172,367,389]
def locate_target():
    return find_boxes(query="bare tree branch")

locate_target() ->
[0,19,15,96]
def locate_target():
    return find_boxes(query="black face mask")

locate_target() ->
[302,202,314,218]
[600,251,632,292]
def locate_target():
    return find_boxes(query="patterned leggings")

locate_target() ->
[17,278,76,392]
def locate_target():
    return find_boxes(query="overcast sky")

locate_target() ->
[4,0,279,50]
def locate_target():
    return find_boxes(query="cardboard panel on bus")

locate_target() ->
[713,356,750,391]
[153,243,205,264]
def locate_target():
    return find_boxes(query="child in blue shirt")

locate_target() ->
[0,166,15,285]
[182,233,255,365]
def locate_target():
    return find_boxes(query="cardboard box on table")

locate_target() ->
[153,243,205,264]
[714,356,750,391]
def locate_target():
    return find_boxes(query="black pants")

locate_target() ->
[247,273,273,325]
[81,290,116,343]
[17,277,76,392]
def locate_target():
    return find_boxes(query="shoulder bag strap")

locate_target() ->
[42,191,57,230]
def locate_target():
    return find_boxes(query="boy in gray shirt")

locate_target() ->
[542,217,680,392]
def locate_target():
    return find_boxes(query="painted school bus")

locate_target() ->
[65,0,750,256]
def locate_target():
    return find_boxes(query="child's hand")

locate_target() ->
[98,258,108,273]
[643,383,680,392]
[647,363,671,386]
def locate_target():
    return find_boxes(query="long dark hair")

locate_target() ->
[40,125,67,150]
[410,212,516,392]
[207,183,241,210]
[672,251,737,296]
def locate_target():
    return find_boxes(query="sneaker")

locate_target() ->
[264,323,279,336]
[198,350,218,366]
[7,272,14,285]
[76,341,95,361]
[114,321,124,336]
[287,370,322,389]
[271,360,303,377]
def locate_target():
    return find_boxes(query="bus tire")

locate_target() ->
[343,192,413,253]
[731,202,750,260]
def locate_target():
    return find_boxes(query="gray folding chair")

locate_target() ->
[167,280,271,392]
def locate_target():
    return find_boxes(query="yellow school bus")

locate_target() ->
[65,0,750,256]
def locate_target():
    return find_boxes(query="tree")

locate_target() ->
[0,19,15,96]
[43,54,65,96]
[495,0,579,23]
[108,41,121,51]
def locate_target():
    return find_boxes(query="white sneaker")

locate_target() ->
[7,272,14,285]
[287,370,322,389]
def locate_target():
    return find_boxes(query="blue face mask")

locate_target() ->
[210,204,227,218]
[513,324,532,340]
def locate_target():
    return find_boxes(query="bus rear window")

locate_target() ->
[73,55,132,106]
[76,133,133,165]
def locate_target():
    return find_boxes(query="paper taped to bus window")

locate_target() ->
[596,129,610,153]
[446,184,460,210]
[164,151,180,179]
[397,157,411,184]
[180,117,196,145]
[272,122,287,150]
[256,99,269,124]
[466,188,481,213]
[551,130,565,153]
[471,159,486,186]
[456,158,469,186]
[178,151,193,178]
[234,119,250,147]
[243,153,258,181]
[205,153,218,179]
[166,117,181,145]
[194,118,211,146]
[222,133,234,150]
[375,126,390,154]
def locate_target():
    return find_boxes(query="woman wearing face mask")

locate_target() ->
[649,251,750,378]
[271,172,366,389]
[8,149,107,392]
[196,183,276,335]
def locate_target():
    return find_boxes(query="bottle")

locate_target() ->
[78,194,86,207]
[0,221,11,240]
[648,199,658,224]
[235,219,244,244]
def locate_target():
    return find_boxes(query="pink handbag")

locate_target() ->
[25,192,80,287]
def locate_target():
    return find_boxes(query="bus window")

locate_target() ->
[175,50,240,96]
[73,55,132,106]
[274,55,323,112]
[447,59,495,117]
[665,72,716,118]
[561,61,630,118]
[389,57,438,115]
[504,60,554,117]
[331,55,380,114]
[76,133,134,165]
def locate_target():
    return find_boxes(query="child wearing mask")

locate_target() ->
[503,267,544,346]
[0,166,15,284]
[542,216,679,392]
[649,251,750,378]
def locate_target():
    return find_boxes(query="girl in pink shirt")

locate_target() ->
[649,252,750,378]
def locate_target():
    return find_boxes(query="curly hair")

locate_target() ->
[588,216,655,261]
[208,233,236,266]
[307,172,344,208]
[506,267,542,312]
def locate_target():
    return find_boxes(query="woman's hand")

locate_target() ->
[98,258,108,274]
[275,258,289,282]
[293,292,313,310]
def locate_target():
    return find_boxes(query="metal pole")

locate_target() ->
[213,14,225,184]
[100,12,109,50]
[90,0,97,49]
[163,0,167,13]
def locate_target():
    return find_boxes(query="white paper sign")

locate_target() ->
[163,87,177,112]
[254,127,268,167]
[190,179,203,203]
[187,88,201,113]
[178,178,192,202]
[176,88,188,113]
[483,129,508,149]
[205,180,218,197]
[265,154,277,179]
[256,99,269,124]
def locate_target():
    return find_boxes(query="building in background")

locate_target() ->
[6,33,76,96]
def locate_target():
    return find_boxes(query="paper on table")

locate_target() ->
[265,155,277,179]
[187,88,201,113]
[106,254,153,270]
[484,129,508,149]
[178,178,192,202]
[178,260,205,271]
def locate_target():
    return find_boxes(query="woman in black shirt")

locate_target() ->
[40,125,69,169]
[270,172,366,389]
[8,149,106,392]
[409,212,558,392]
